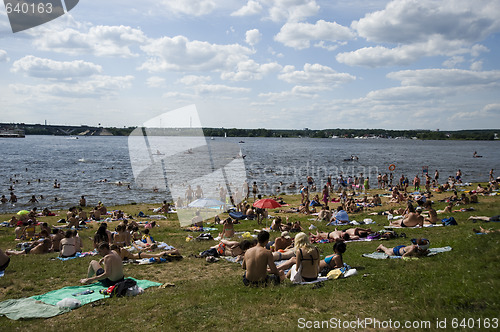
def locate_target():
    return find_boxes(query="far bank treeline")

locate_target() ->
[3,123,499,140]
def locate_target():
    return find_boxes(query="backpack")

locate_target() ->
[441,217,457,226]
[110,279,137,298]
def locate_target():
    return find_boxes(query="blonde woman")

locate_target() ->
[278,232,320,282]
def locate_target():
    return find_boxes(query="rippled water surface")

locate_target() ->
[1,135,498,213]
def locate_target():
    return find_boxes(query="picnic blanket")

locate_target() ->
[362,246,453,259]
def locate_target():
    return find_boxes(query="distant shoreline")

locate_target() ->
[1,122,499,140]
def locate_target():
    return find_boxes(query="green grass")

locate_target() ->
[0,186,499,331]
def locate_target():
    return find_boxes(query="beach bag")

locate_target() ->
[110,279,137,298]
[441,217,457,226]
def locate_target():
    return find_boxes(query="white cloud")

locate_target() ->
[245,29,262,46]
[278,63,356,85]
[157,0,216,16]
[470,61,483,71]
[387,69,500,87]
[0,50,9,62]
[336,36,476,67]
[275,20,355,49]
[11,56,102,79]
[231,0,263,16]
[221,60,281,81]
[353,0,500,44]
[140,35,253,72]
[451,103,500,120]
[9,75,134,98]
[33,25,147,57]
[442,56,465,68]
[263,0,319,22]
[177,75,212,85]
[195,84,250,94]
[146,76,166,88]
[344,0,500,67]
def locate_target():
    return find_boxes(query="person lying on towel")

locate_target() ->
[376,238,430,258]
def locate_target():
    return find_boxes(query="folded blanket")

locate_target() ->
[362,246,452,259]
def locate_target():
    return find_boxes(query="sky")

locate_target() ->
[0,0,499,130]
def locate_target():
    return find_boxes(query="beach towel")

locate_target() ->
[362,246,452,259]
[31,278,161,307]
[56,251,98,261]
[384,224,443,229]
[0,297,70,320]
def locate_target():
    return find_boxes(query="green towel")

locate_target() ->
[31,278,162,306]
[0,298,70,320]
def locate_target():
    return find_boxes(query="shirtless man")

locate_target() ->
[424,203,439,225]
[274,231,293,251]
[242,231,282,286]
[6,238,52,255]
[80,242,124,287]
[343,227,373,240]
[391,207,424,227]
[310,229,349,242]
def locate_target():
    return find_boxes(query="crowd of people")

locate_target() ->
[0,167,498,288]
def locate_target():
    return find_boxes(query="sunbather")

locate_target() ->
[468,215,500,222]
[278,232,320,282]
[110,244,181,261]
[472,226,499,234]
[80,242,124,287]
[310,229,349,242]
[376,238,430,257]
[319,242,346,274]
[390,207,424,227]
[343,227,373,240]
[211,239,255,262]
[6,238,52,255]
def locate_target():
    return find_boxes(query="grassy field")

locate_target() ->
[0,185,499,331]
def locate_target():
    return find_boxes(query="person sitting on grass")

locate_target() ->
[6,237,52,255]
[93,225,111,249]
[50,229,65,252]
[80,242,124,287]
[132,229,158,250]
[219,218,235,239]
[277,232,320,282]
[423,202,439,225]
[316,205,331,221]
[59,229,77,258]
[110,244,181,261]
[113,224,131,248]
[390,207,424,227]
[242,230,283,286]
[376,238,430,257]
[319,242,346,275]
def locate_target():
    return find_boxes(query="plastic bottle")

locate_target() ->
[72,290,94,296]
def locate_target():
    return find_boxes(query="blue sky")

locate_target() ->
[0,0,499,130]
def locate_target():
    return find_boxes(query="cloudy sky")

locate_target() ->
[1,0,499,130]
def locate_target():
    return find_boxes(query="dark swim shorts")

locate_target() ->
[96,268,124,287]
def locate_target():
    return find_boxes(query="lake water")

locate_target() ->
[1,135,498,213]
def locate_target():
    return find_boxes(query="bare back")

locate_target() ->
[243,245,276,282]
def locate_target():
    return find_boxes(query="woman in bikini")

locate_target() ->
[319,242,346,275]
[59,229,77,258]
[284,232,320,282]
